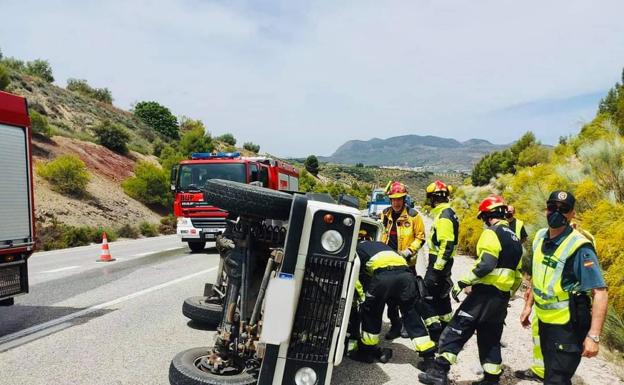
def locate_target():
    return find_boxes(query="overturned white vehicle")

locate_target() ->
[169,180,382,385]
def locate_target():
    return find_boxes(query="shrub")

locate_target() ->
[217,133,236,146]
[603,306,624,354]
[117,224,140,239]
[133,101,179,139]
[122,161,170,207]
[152,138,165,157]
[29,110,52,137]
[35,222,117,251]
[66,78,113,104]
[139,221,159,237]
[37,155,90,196]
[25,59,54,82]
[178,126,213,156]
[0,64,9,90]
[159,215,177,235]
[1,57,25,72]
[91,227,118,243]
[93,121,130,154]
[243,142,260,153]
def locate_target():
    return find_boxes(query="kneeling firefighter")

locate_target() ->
[419,196,523,385]
[349,241,436,363]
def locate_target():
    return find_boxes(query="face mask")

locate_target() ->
[547,210,568,228]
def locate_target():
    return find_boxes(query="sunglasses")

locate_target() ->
[546,203,572,214]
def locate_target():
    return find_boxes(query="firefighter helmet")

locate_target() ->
[425,180,452,198]
[477,195,507,219]
[387,181,408,199]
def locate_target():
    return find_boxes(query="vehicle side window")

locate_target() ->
[250,164,259,182]
[259,166,269,187]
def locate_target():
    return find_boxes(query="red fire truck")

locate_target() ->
[171,152,299,251]
[0,91,35,306]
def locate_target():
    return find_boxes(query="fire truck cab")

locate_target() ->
[172,152,298,252]
[0,91,35,306]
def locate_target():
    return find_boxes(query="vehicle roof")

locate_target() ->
[0,91,30,127]
[180,158,248,165]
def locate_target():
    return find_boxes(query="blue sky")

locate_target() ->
[1,0,623,156]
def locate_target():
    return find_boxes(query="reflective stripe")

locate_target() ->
[355,280,365,302]
[424,316,440,326]
[361,332,379,346]
[535,300,569,310]
[411,336,435,352]
[483,362,502,375]
[531,361,545,379]
[366,250,407,272]
[440,312,453,323]
[440,351,457,364]
[347,339,358,352]
[532,337,541,346]
[476,267,516,291]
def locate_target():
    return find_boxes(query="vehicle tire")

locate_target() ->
[0,297,14,306]
[188,242,206,253]
[203,179,293,220]
[182,297,223,327]
[169,347,257,385]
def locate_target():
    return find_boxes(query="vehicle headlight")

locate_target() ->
[321,230,343,254]
[177,217,189,226]
[295,367,317,385]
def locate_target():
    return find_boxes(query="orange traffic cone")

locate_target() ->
[96,232,116,262]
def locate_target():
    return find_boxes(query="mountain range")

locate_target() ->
[321,135,508,171]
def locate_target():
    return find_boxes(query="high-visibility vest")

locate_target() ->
[531,228,591,324]
[427,202,459,270]
[511,218,525,239]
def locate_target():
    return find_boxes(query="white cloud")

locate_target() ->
[1,0,623,156]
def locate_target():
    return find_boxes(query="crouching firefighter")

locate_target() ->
[348,241,436,363]
[419,196,523,385]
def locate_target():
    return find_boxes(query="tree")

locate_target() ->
[178,126,214,156]
[0,64,9,91]
[517,145,551,167]
[93,121,130,154]
[304,155,320,176]
[599,87,619,116]
[509,131,537,159]
[243,142,260,153]
[217,133,236,146]
[133,101,179,139]
[25,59,54,82]
[179,117,206,133]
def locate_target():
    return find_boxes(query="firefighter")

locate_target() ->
[419,195,523,385]
[520,191,608,385]
[349,241,436,363]
[380,181,426,339]
[422,180,459,337]
[506,205,528,243]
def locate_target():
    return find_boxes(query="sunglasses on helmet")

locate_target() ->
[546,203,572,214]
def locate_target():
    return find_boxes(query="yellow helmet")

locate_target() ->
[425,180,452,198]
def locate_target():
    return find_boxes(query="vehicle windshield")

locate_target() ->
[177,163,246,191]
[372,192,390,203]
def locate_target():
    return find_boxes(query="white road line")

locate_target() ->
[0,266,217,347]
[40,266,81,274]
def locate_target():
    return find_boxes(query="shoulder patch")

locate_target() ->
[408,208,418,217]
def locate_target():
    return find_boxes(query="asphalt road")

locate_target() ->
[0,235,221,385]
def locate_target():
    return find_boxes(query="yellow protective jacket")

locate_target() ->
[427,202,459,272]
[380,206,425,264]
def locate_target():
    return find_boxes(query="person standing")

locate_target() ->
[506,205,528,243]
[419,196,523,385]
[379,181,426,339]
[422,180,459,336]
[520,191,608,385]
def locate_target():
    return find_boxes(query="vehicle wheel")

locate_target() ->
[182,296,223,327]
[0,297,14,306]
[169,347,257,385]
[188,242,206,253]
[203,179,293,220]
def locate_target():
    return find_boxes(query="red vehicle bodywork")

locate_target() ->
[0,91,35,303]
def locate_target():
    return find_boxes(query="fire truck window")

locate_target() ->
[177,163,246,191]
[259,166,269,187]
[249,164,259,182]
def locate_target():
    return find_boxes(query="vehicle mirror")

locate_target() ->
[170,165,178,191]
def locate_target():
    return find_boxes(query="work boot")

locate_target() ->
[418,364,449,385]
[374,347,393,363]
[400,326,409,338]
[347,343,375,363]
[513,368,541,382]
[385,321,403,340]
[416,356,435,372]
[471,372,500,385]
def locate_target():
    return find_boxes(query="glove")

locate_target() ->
[451,281,469,302]
[400,249,413,260]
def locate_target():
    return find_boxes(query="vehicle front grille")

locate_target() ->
[287,255,347,362]
[191,218,226,229]
[0,265,24,298]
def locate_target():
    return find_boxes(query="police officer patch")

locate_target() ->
[558,192,568,200]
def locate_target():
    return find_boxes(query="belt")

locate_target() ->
[375,266,409,274]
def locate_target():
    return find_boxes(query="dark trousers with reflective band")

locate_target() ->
[361,268,435,355]
[436,285,509,377]
[424,255,454,331]
[539,294,591,385]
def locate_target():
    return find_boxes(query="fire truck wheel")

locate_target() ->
[203,179,293,220]
[169,347,257,385]
[182,296,222,328]
[188,241,206,253]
